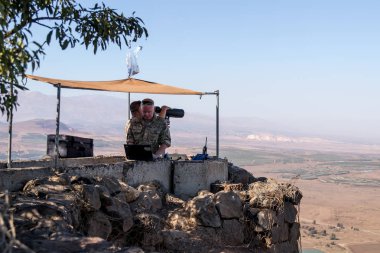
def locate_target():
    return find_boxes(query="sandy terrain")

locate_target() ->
[348,243,380,253]
[245,164,380,253]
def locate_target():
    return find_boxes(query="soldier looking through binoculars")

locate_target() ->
[126,98,172,158]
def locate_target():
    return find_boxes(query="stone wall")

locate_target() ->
[166,172,302,252]
[0,156,228,195]
[0,158,302,253]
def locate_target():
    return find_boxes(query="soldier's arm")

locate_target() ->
[154,144,169,157]
[154,124,171,157]
[159,125,171,148]
[126,121,135,144]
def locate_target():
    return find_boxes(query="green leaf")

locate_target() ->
[56,27,60,39]
[46,30,53,45]
[62,40,69,50]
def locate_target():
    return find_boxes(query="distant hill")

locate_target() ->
[2,91,380,161]
[9,91,127,135]
[5,91,306,136]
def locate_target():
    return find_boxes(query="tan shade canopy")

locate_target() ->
[26,74,203,95]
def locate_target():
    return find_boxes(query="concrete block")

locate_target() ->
[59,156,125,168]
[123,160,171,191]
[60,162,124,179]
[0,156,126,169]
[0,159,52,170]
[0,167,54,191]
[173,159,228,198]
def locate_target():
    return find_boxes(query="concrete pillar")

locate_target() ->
[173,159,228,199]
[123,160,172,192]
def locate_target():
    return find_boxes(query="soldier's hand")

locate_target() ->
[161,105,170,112]
[159,106,170,119]
[152,153,161,160]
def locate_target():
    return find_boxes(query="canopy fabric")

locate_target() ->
[26,74,203,95]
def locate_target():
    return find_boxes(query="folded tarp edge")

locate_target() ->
[26,74,204,95]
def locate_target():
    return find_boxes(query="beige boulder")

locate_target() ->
[119,181,141,203]
[186,194,221,228]
[257,209,277,230]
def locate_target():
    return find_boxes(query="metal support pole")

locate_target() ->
[216,90,219,158]
[203,90,221,158]
[7,85,14,168]
[128,92,131,120]
[54,84,61,169]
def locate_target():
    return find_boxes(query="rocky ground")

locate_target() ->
[0,164,302,253]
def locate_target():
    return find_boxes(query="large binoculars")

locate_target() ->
[155,106,185,118]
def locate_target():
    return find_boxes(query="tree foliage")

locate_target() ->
[0,0,148,121]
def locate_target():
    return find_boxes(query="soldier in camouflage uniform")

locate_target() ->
[126,98,171,158]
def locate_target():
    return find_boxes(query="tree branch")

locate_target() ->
[35,21,52,29]
[4,16,64,39]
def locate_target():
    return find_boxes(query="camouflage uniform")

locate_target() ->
[126,115,171,154]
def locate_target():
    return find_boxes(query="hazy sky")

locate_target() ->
[24,0,380,140]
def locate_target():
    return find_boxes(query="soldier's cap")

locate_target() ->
[142,98,154,106]
[130,100,141,112]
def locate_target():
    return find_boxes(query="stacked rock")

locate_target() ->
[245,179,302,252]
[0,163,302,253]
[166,178,302,253]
